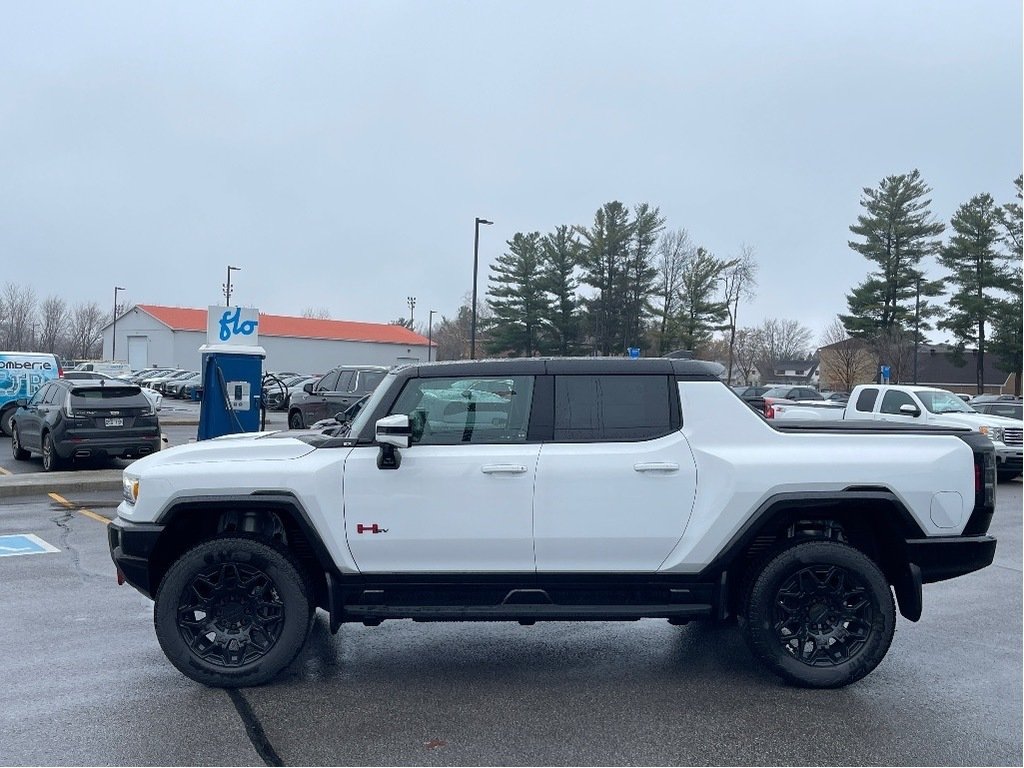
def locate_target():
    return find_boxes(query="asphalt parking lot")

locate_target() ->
[0,474,1020,766]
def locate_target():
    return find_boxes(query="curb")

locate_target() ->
[0,470,122,499]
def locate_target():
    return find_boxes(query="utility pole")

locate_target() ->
[223,265,241,306]
[112,286,125,361]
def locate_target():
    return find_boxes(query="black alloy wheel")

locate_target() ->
[11,425,29,460]
[154,537,312,687]
[742,540,895,688]
[288,410,304,430]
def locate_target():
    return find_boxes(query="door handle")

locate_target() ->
[633,462,679,473]
[481,464,528,474]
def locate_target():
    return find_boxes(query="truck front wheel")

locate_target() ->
[154,537,313,687]
[741,540,895,688]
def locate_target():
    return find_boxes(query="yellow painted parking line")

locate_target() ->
[48,492,111,526]
[77,508,111,526]
[0,466,11,475]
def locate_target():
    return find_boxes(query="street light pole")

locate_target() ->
[427,309,437,362]
[470,217,493,359]
[223,265,241,306]
[112,286,125,362]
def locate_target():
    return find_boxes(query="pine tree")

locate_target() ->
[991,175,1023,395]
[484,232,549,357]
[938,193,1013,393]
[539,225,580,356]
[621,203,664,353]
[576,202,635,355]
[676,247,730,355]
[841,170,945,341]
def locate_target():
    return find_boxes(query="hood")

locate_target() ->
[931,412,1023,430]
[126,431,316,472]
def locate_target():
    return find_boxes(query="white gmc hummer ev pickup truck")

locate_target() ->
[109,359,998,689]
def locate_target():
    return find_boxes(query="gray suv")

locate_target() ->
[287,365,389,429]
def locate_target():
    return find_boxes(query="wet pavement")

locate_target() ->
[0,483,1020,766]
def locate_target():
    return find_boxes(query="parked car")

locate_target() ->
[165,372,201,399]
[973,401,1023,421]
[766,384,1023,481]
[62,371,163,412]
[110,357,997,688]
[138,369,182,388]
[0,351,62,436]
[288,365,389,429]
[156,371,198,396]
[11,378,161,470]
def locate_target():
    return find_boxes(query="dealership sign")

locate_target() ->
[207,306,260,346]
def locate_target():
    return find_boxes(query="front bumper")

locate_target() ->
[994,443,1022,472]
[905,535,997,583]
[108,516,165,598]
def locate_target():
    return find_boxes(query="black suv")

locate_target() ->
[287,365,388,429]
[11,378,161,470]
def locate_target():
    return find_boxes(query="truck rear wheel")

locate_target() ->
[154,537,312,687]
[741,540,895,688]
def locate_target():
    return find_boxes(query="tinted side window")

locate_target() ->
[360,371,387,392]
[335,371,356,392]
[554,375,672,442]
[855,388,878,412]
[880,390,915,414]
[317,370,341,391]
[30,384,52,406]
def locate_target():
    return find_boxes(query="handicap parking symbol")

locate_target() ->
[0,534,60,558]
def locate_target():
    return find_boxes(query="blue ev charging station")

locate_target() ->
[198,306,266,440]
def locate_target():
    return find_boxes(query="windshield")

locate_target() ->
[346,371,399,440]
[915,390,976,415]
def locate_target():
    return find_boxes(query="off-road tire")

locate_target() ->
[154,536,312,687]
[741,540,895,688]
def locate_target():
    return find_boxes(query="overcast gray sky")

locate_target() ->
[2,1,1021,343]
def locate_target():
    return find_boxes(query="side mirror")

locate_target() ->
[899,404,921,417]
[376,414,411,449]
[303,382,314,394]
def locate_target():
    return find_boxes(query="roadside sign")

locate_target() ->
[627,347,640,359]
[207,305,260,346]
[0,534,60,558]
[880,364,891,384]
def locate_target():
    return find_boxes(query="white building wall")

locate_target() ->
[103,308,430,373]
[102,309,175,369]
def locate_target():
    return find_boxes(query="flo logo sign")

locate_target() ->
[207,306,260,346]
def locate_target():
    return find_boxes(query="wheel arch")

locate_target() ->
[704,490,926,622]
[148,493,338,612]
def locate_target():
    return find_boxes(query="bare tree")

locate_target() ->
[38,295,70,355]
[754,318,813,376]
[732,327,763,385]
[819,317,876,391]
[67,301,104,359]
[2,282,37,349]
[300,306,331,319]
[652,228,694,354]
[720,245,758,383]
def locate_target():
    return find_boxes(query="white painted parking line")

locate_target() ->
[0,533,60,557]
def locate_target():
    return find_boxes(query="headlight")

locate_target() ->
[980,425,1004,443]
[122,474,140,504]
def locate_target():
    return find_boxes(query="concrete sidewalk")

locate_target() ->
[0,468,122,499]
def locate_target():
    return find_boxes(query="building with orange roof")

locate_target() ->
[99,304,432,373]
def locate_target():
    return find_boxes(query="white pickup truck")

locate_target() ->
[108,359,998,690]
[766,384,1023,481]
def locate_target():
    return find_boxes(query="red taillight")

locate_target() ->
[764,399,776,419]
[58,366,64,377]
